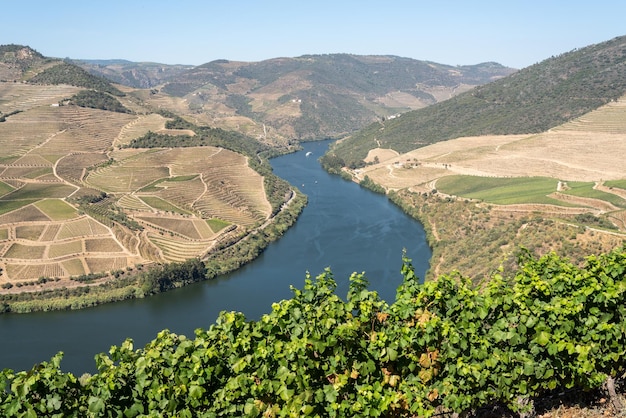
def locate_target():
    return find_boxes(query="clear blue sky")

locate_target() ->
[2,0,625,69]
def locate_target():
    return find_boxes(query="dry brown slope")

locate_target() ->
[358,96,626,191]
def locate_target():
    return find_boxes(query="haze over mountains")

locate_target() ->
[71,59,193,89]
[75,54,515,141]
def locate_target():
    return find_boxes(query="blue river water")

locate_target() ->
[0,140,431,374]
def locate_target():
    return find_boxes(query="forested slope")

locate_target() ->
[328,35,626,168]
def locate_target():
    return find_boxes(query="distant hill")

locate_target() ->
[107,54,514,141]
[0,44,125,96]
[0,44,48,80]
[328,35,626,168]
[29,62,125,96]
[74,59,193,89]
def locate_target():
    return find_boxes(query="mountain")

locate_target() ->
[0,44,48,80]
[0,44,125,97]
[327,35,626,168]
[73,59,193,89]
[83,54,515,142]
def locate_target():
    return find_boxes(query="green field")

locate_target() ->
[23,166,54,179]
[561,181,626,208]
[605,179,626,190]
[0,200,38,215]
[0,181,14,197]
[168,175,198,182]
[15,225,45,240]
[5,243,46,259]
[207,218,230,232]
[2,183,76,200]
[436,176,573,205]
[34,199,77,221]
[139,196,192,215]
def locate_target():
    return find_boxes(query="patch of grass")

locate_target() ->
[169,175,198,182]
[88,165,169,193]
[0,228,8,240]
[139,175,198,192]
[34,199,77,221]
[0,200,38,216]
[0,181,15,197]
[436,175,574,206]
[3,183,76,200]
[207,218,230,232]
[138,182,161,193]
[0,156,18,164]
[85,238,123,252]
[42,155,63,164]
[605,179,626,190]
[48,241,82,258]
[62,258,85,276]
[138,216,201,239]
[562,181,626,208]
[139,196,192,215]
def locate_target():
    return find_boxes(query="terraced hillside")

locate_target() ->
[354,94,626,279]
[0,80,274,290]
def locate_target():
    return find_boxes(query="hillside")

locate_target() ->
[313,35,626,283]
[355,95,626,280]
[328,35,626,168]
[0,45,125,97]
[1,40,626,418]
[0,44,48,80]
[104,54,514,142]
[29,62,125,96]
[0,99,278,288]
[0,46,297,296]
[73,59,193,88]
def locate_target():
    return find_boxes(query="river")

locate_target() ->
[0,140,431,375]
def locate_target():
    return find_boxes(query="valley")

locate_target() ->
[1,31,626,418]
[0,45,514,300]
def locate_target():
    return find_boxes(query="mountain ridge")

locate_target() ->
[327,35,626,168]
[72,59,193,89]
[76,53,516,141]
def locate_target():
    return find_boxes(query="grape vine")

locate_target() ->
[1,246,625,417]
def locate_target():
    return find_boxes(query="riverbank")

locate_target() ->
[387,188,626,282]
[0,190,307,314]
